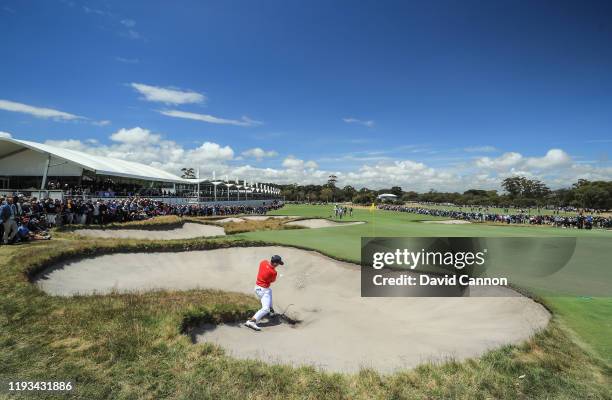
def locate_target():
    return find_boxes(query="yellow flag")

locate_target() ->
[369,202,376,212]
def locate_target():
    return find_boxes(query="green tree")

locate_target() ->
[501,176,525,198]
[320,187,333,202]
[390,186,403,197]
[572,180,612,209]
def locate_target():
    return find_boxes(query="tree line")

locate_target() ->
[277,178,612,210]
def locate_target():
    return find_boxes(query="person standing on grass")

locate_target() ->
[0,197,6,243]
[1,198,18,244]
[245,255,284,331]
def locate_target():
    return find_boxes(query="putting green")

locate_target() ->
[239,204,612,362]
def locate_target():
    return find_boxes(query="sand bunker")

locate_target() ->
[216,216,296,223]
[422,220,471,225]
[215,217,245,224]
[35,246,549,373]
[73,223,225,240]
[242,215,297,221]
[285,218,365,229]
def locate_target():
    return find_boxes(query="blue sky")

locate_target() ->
[1,0,611,190]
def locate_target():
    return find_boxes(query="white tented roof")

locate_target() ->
[377,193,398,199]
[0,137,187,183]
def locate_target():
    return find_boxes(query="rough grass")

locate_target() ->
[1,235,611,399]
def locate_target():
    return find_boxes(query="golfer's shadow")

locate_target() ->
[258,314,301,328]
[257,316,282,328]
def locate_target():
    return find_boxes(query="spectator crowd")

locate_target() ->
[378,204,612,230]
[0,195,283,246]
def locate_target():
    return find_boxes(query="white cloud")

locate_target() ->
[119,20,140,40]
[0,99,83,121]
[93,120,111,126]
[120,19,135,28]
[524,149,571,169]
[130,83,205,105]
[586,139,612,143]
[242,147,278,160]
[343,117,375,128]
[31,131,612,191]
[0,131,12,138]
[0,99,107,126]
[464,145,497,153]
[282,156,318,170]
[281,156,302,169]
[61,128,229,166]
[189,142,234,161]
[475,152,523,170]
[42,129,236,179]
[159,110,262,127]
[83,6,109,16]
[44,139,90,151]
[344,160,455,190]
[123,29,141,40]
[476,149,572,172]
[115,57,139,64]
[110,127,161,144]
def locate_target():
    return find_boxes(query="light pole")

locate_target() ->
[210,171,219,202]
[225,182,234,201]
[196,167,201,203]
[212,181,221,202]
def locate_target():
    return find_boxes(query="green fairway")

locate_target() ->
[243,204,612,362]
[247,204,610,261]
[547,297,612,360]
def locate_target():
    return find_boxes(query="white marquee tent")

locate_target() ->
[376,193,398,201]
[0,137,187,184]
[0,137,281,202]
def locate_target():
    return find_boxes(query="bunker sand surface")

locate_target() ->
[242,215,298,221]
[73,222,225,239]
[35,246,550,373]
[215,217,246,224]
[285,218,365,229]
[216,216,297,223]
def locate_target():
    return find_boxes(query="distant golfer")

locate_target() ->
[245,255,284,331]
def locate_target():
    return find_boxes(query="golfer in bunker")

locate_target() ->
[245,255,283,331]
